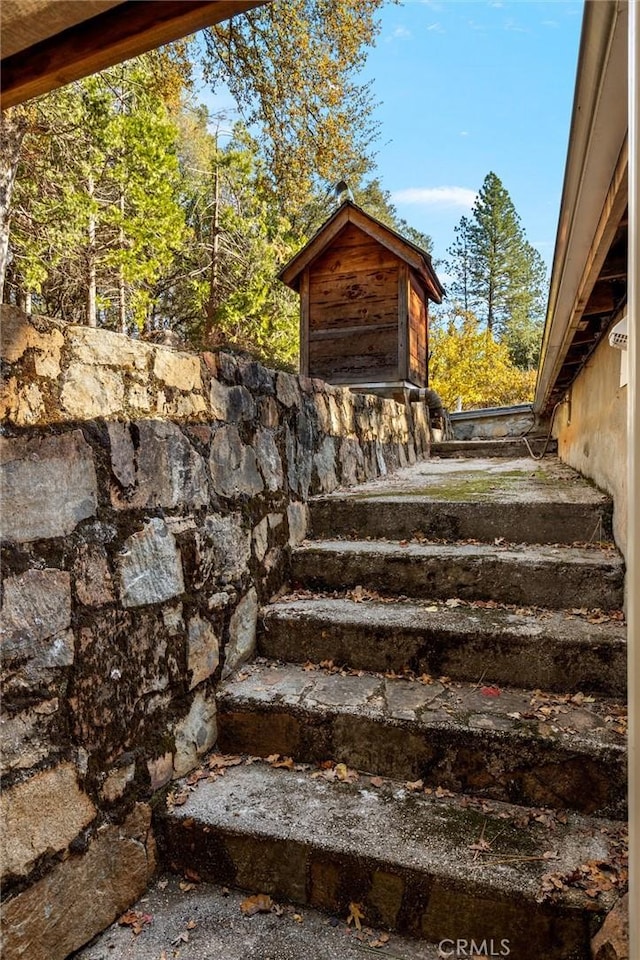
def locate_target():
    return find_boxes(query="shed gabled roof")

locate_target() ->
[278,200,445,304]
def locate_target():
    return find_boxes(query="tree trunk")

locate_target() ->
[205,157,220,338]
[87,173,97,327]
[0,107,27,301]
[118,190,126,333]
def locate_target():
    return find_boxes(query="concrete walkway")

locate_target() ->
[332,455,609,505]
[75,874,442,960]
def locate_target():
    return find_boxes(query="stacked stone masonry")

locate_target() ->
[0,305,430,960]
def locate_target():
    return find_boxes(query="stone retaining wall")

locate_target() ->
[449,404,538,440]
[0,305,430,959]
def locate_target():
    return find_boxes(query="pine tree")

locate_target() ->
[7,57,188,330]
[447,172,547,368]
[447,216,472,313]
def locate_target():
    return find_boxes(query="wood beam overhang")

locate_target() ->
[534,1,628,414]
[0,1,266,109]
[540,136,628,412]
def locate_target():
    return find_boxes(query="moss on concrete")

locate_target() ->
[349,470,534,502]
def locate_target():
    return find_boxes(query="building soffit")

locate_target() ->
[535,0,628,414]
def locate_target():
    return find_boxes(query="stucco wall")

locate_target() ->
[553,334,628,558]
[0,305,430,960]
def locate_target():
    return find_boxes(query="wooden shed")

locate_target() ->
[278,200,445,395]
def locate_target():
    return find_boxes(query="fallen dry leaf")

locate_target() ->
[335,762,359,783]
[179,882,196,893]
[168,789,190,807]
[370,932,390,947]
[183,868,201,883]
[481,686,501,697]
[118,910,152,935]
[208,753,244,769]
[404,779,424,792]
[434,785,455,799]
[271,756,295,769]
[240,893,274,916]
[347,902,365,931]
[369,776,385,788]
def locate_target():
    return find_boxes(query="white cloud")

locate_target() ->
[459,130,469,137]
[392,186,477,209]
[386,24,411,41]
[427,22,444,33]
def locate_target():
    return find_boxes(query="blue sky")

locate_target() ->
[360,0,584,277]
[195,0,584,278]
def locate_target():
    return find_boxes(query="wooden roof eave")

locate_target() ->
[533,0,627,413]
[278,200,444,303]
[0,0,267,109]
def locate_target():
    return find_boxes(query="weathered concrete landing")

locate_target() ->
[323,455,607,501]
[156,763,623,959]
[74,874,443,960]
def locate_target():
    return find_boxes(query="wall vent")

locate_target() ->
[608,314,628,350]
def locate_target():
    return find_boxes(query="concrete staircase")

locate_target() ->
[156,455,627,960]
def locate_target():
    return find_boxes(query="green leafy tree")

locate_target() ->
[202,0,385,215]
[7,56,188,330]
[429,309,536,409]
[152,114,300,364]
[447,172,547,367]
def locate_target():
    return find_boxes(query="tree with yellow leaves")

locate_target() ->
[429,310,536,410]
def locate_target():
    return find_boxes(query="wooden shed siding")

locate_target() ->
[397,263,409,381]
[308,225,401,339]
[299,267,310,376]
[310,357,398,384]
[308,267,399,331]
[310,223,401,276]
[287,217,436,387]
[409,276,428,385]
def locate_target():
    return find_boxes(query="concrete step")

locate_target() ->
[310,455,613,545]
[291,540,625,611]
[73,874,444,960]
[309,497,613,546]
[217,661,626,817]
[158,761,625,959]
[431,438,558,458]
[259,598,627,697]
